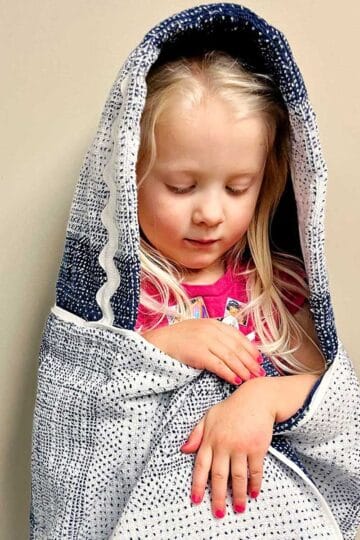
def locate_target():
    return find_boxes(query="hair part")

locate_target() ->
[135,50,324,376]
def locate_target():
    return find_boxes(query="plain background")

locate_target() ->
[1,1,359,538]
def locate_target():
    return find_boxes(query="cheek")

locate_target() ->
[137,191,149,227]
[153,200,184,233]
[138,191,181,232]
[242,191,260,222]
[137,188,158,232]
[230,200,256,230]
[226,201,258,241]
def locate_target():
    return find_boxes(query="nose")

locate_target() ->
[191,190,225,227]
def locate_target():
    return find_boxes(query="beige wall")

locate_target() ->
[1,1,359,538]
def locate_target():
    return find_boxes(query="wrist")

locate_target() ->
[233,377,278,421]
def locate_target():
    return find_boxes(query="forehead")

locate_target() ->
[154,97,268,174]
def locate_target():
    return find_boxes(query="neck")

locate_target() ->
[182,262,226,285]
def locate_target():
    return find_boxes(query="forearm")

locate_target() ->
[238,373,322,424]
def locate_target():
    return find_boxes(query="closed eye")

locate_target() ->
[166,185,193,194]
[226,187,248,195]
[165,185,248,195]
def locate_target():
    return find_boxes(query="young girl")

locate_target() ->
[133,50,326,519]
[30,4,360,539]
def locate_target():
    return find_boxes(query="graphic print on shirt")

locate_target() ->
[222,297,249,329]
[166,296,209,325]
[166,295,250,330]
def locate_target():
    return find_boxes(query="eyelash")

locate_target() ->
[167,186,248,195]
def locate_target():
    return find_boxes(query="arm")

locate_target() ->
[238,300,326,424]
[237,373,320,424]
[180,367,321,516]
[289,300,327,375]
[200,299,327,425]
[180,315,328,516]
[180,301,359,533]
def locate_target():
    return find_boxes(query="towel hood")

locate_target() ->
[55,3,337,361]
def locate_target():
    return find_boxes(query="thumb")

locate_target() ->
[180,416,205,453]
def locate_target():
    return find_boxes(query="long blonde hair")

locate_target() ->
[135,50,323,375]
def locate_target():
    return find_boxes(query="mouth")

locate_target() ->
[185,238,219,246]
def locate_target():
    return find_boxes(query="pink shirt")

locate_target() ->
[135,264,306,338]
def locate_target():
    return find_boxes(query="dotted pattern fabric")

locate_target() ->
[29,3,360,539]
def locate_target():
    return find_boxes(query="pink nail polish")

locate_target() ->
[258,367,266,376]
[234,376,242,384]
[234,503,246,513]
[180,441,189,451]
[215,508,225,518]
[256,355,263,364]
[191,493,202,504]
[250,490,259,499]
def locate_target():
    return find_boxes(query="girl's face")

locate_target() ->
[137,96,268,283]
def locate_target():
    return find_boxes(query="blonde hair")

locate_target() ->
[135,50,323,375]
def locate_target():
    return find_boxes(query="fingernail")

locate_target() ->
[250,490,259,499]
[258,367,266,376]
[249,373,256,379]
[256,355,263,364]
[234,376,242,384]
[234,503,246,513]
[191,493,202,504]
[215,508,225,518]
[180,440,189,449]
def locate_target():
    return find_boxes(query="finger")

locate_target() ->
[190,445,212,506]
[206,349,247,385]
[207,340,266,384]
[230,452,248,513]
[208,342,256,382]
[211,449,230,519]
[247,452,264,500]
[230,346,265,378]
[213,319,260,359]
[181,417,205,453]
[212,323,263,376]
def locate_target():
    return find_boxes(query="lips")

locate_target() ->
[186,238,218,244]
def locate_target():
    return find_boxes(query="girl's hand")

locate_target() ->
[142,318,265,386]
[180,379,276,518]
